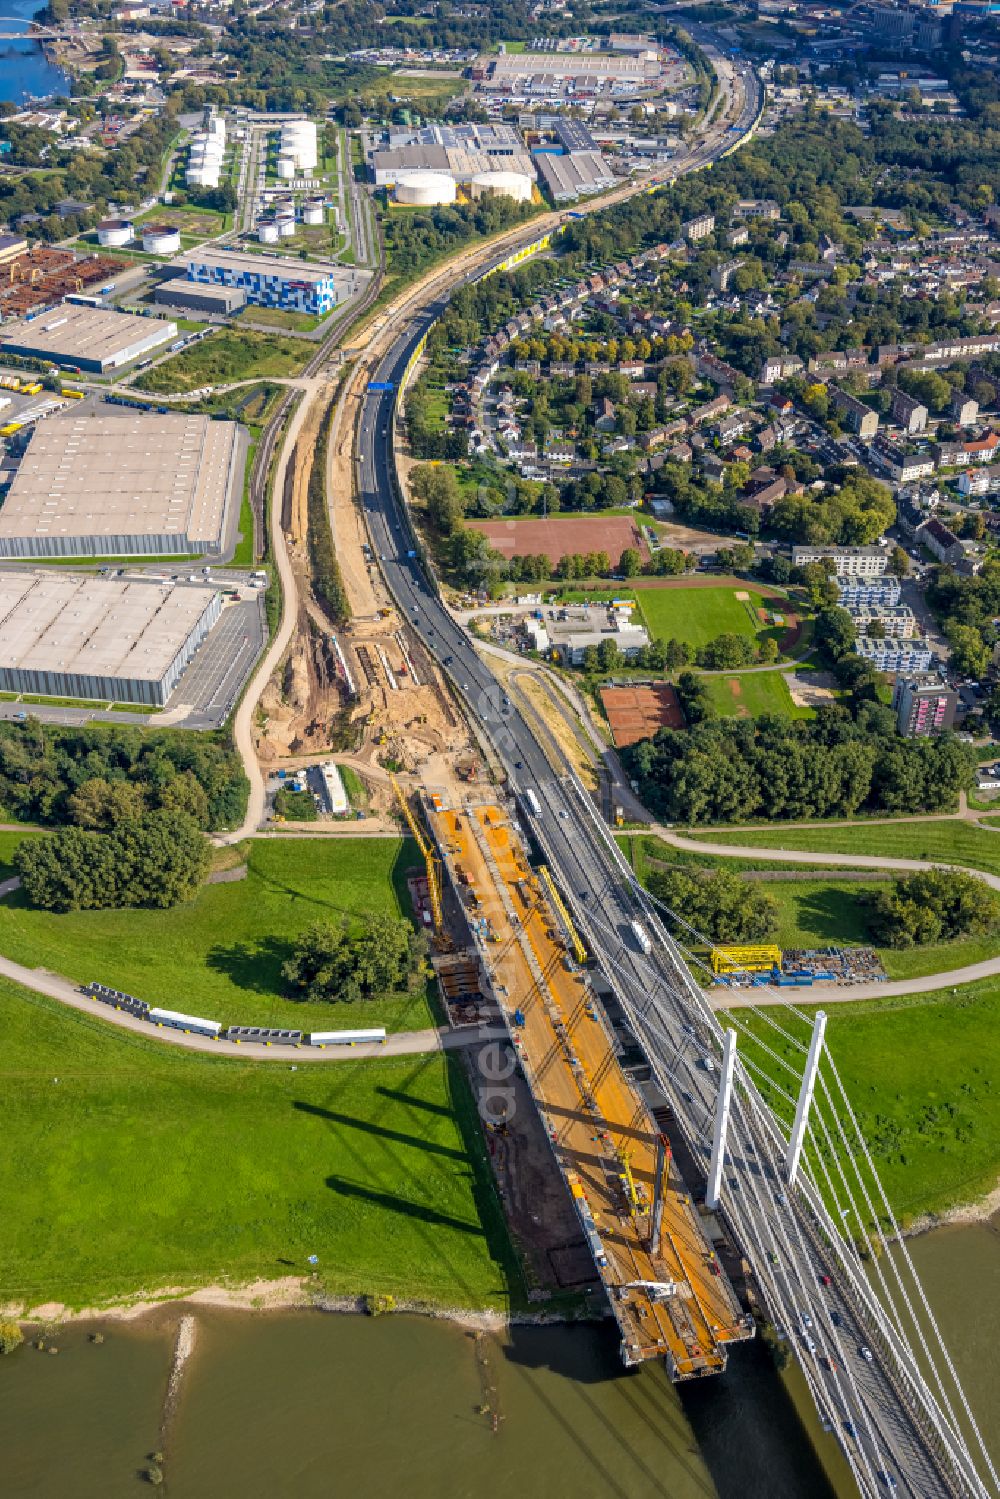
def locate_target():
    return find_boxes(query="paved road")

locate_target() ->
[2,951,500,1060]
[350,56,993,1498]
[649,824,1000,889]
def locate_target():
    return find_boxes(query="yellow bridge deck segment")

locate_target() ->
[428,799,751,1378]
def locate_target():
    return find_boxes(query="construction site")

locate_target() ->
[0,246,127,319]
[254,381,484,819]
[402,781,753,1375]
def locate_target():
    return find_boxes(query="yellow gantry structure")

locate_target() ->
[710,944,782,976]
[391,775,443,933]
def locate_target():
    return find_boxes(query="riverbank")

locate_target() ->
[15,1276,578,1334]
[906,1181,1000,1237]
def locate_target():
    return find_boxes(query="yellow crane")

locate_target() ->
[390,775,443,934]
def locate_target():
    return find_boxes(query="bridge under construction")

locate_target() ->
[425,791,753,1377]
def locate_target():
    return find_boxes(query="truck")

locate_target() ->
[630,919,652,956]
[523,788,542,818]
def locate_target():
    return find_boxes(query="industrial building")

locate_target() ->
[893,673,958,738]
[178,249,337,315]
[0,411,242,558]
[154,278,246,315]
[534,149,615,202]
[0,571,223,706]
[0,305,178,373]
[372,122,535,189]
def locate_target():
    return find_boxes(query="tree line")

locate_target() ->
[0,719,248,831]
[624,704,975,825]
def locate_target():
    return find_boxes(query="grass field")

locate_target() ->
[689,819,1000,879]
[133,331,308,394]
[635,584,767,648]
[622,838,1000,981]
[239,305,323,334]
[0,981,519,1310]
[0,836,439,1033]
[727,981,1000,1223]
[763,877,998,980]
[702,670,811,720]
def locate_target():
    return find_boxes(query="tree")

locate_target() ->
[67,777,147,830]
[867,869,1000,948]
[648,866,778,944]
[282,914,426,1003]
[14,812,209,912]
[888,545,911,578]
[946,621,990,681]
[619,547,642,577]
[814,606,857,663]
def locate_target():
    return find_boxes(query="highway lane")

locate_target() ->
[352,80,991,1499]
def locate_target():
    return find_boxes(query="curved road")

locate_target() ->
[6,951,501,1061]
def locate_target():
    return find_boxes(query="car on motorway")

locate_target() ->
[877,1474,897,1490]
[819,1273,832,1287]
[860,1345,874,1362]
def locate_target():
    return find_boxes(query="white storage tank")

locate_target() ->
[257,218,281,244]
[96,218,134,248]
[394,171,457,207]
[276,154,296,181]
[469,170,533,204]
[277,215,297,238]
[141,223,181,255]
[302,198,324,225]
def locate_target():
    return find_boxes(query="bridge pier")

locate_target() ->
[706,1028,737,1212]
[785,1011,827,1186]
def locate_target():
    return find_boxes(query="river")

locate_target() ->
[0,1216,995,1498]
[2,1217,996,1497]
[0,0,69,106]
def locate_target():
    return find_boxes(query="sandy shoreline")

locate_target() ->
[904,1179,1000,1238]
[10,1277,573,1333]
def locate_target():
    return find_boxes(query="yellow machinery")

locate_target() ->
[710,944,782,976]
[538,865,587,964]
[391,774,443,935]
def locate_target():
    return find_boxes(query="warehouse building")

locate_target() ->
[0,411,242,559]
[178,249,337,316]
[0,571,223,706]
[154,278,247,315]
[534,148,615,202]
[0,305,178,373]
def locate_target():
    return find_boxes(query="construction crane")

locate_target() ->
[390,774,443,935]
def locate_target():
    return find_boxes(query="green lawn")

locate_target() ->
[702,669,812,720]
[726,981,1000,1223]
[0,836,439,1034]
[133,331,308,394]
[239,305,323,334]
[634,584,767,647]
[0,981,519,1311]
[763,877,998,980]
[689,819,1000,879]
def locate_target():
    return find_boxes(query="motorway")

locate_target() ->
[351,57,994,1499]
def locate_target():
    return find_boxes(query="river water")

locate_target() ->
[1,1216,995,1498]
[0,0,69,105]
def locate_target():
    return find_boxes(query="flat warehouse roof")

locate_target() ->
[180,249,336,285]
[1,305,175,363]
[0,412,239,547]
[0,573,218,684]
